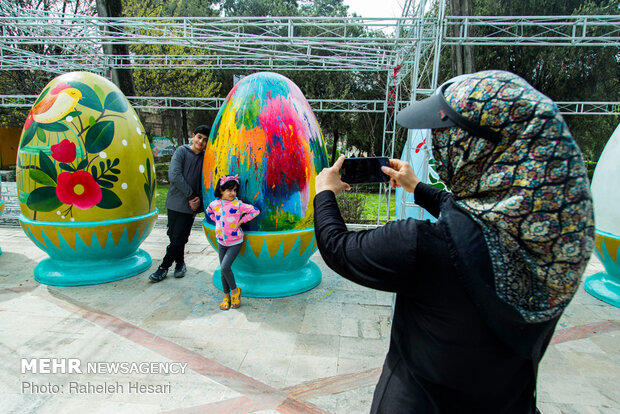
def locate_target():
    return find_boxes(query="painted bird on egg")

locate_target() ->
[203,72,329,231]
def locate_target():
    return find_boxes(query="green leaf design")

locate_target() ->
[101,174,118,182]
[29,169,56,186]
[90,165,97,177]
[96,179,114,189]
[89,116,96,127]
[67,80,103,112]
[85,121,114,153]
[59,162,76,172]
[39,122,69,132]
[34,87,51,106]
[76,158,88,170]
[26,187,62,212]
[36,128,47,143]
[146,158,152,182]
[20,123,38,148]
[104,92,128,113]
[93,84,106,103]
[66,110,81,118]
[97,188,122,209]
[38,150,57,181]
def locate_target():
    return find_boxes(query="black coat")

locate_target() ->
[313,183,556,413]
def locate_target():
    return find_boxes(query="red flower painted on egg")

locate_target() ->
[56,171,102,210]
[51,139,76,163]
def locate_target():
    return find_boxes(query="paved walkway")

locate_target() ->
[0,222,619,413]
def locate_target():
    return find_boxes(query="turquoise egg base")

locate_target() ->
[35,249,151,287]
[203,220,322,298]
[584,230,620,308]
[213,261,321,298]
[20,210,157,286]
[584,272,620,308]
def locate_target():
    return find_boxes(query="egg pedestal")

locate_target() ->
[585,231,620,307]
[203,223,320,297]
[16,71,158,286]
[584,124,620,307]
[202,72,329,298]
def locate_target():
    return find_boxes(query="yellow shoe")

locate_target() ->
[219,297,230,311]
[231,288,241,309]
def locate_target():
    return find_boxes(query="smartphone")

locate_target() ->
[340,157,390,184]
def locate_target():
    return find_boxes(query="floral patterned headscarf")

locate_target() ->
[432,70,594,323]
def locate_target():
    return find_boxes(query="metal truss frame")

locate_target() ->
[1,0,619,222]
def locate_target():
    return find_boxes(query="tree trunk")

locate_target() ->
[331,128,340,164]
[96,0,136,97]
[449,0,475,76]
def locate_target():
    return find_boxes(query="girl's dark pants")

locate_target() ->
[161,209,195,269]
[218,243,242,294]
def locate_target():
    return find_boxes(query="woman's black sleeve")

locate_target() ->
[313,190,419,293]
[414,182,451,219]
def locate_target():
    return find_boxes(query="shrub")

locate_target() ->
[335,190,366,223]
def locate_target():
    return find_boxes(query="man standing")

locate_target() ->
[149,125,210,282]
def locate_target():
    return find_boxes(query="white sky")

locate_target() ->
[342,0,406,18]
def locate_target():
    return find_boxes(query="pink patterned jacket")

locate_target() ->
[206,198,260,246]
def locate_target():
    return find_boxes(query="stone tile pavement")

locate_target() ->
[0,221,619,413]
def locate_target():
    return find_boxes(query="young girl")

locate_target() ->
[206,175,260,310]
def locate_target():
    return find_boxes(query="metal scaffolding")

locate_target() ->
[1,0,619,221]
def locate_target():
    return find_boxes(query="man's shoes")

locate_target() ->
[173,263,186,278]
[149,267,168,282]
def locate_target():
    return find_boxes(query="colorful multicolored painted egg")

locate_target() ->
[16,71,158,286]
[201,72,329,297]
[584,123,620,307]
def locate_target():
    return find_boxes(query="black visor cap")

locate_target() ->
[396,83,502,144]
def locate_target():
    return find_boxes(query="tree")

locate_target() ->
[470,0,620,162]
[448,0,475,76]
[96,0,136,96]
[0,0,96,127]
[121,0,222,142]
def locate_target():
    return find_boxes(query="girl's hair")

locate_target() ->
[214,176,240,198]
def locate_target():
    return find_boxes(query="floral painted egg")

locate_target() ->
[201,72,329,297]
[16,71,158,286]
[584,123,620,307]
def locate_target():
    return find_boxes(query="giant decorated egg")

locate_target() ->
[584,123,620,307]
[202,72,329,297]
[16,71,158,286]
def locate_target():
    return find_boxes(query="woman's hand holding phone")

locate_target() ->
[381,159,420,193]
[316,155,351,196]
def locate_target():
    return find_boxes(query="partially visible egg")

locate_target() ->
[201,72,328,297]
[584,123,620,307]
[16,72,157,286]
[591,124,620,235]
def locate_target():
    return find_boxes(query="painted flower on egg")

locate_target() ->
[56,171,102,210]
[51,139,77,163]
[203,72,329,232]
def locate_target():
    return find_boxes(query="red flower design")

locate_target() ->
[56,171,102,210]
[50,140,76,163]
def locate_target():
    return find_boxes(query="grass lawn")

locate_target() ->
[359,191,397,222]
[155,184,396,223]
[156,185,169,215]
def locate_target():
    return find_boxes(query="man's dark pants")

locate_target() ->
[161,209,194,269]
